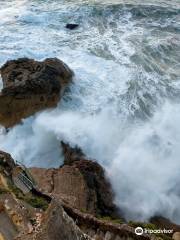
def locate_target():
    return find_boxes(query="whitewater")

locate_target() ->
[0,0,180,224]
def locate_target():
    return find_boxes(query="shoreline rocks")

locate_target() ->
[30,142,120,219]
[0,57,177,239]
[0,58,73,128]
[0,150,153,240]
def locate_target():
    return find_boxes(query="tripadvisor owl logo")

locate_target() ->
[135,226,173,235]
[135,227,144,235]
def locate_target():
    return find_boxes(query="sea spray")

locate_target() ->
[1,100,180,224]
[109,102,180,223]
[0,0,180,224]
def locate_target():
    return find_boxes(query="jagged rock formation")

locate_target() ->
[0,58,73,127]
[30,142,119,218]
[34,200,92,240]
[0,150,171,240]
[0,150,142,240]
[60,200,152,240]
[0,150,91,240]
[0,56,176,240]
[0,150,16,173]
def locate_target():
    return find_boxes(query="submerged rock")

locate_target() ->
[66,23,79,30]
[61,141,85,165]
[0,58,73,128]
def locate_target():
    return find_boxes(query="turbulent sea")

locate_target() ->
[0,0,180,223]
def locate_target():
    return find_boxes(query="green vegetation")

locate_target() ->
[111,218,124,224]
[0,187,9,194]
[7,177,49,211]
[30,218,37,226]
[80,208,87,213]
[25,195,49,211]
[128,221,157,230]
[98,216,124,224]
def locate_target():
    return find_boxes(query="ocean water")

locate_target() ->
[0,0,180,223]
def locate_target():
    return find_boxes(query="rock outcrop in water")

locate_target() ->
[30,142,119,218]
[0,58,73,128]
[66,23,79,30]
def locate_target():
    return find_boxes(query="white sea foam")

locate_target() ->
[0,0,180,224]
[0,51,130,167]
[109,102,180,223]
[1,97,180,223]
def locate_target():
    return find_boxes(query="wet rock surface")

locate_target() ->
[0,58,73,127]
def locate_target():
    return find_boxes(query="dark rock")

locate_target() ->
[0,150,16,174]
[61,141,85,165]
[0,58,73,127]
[61,142,120,218]
[66,23,79,30]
